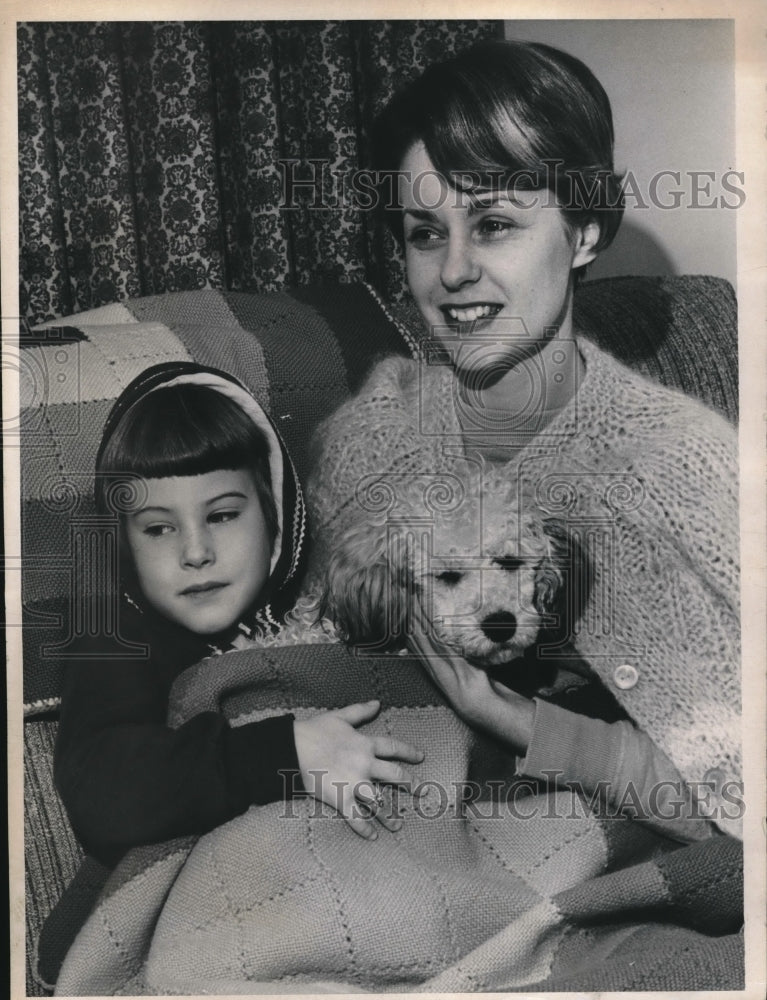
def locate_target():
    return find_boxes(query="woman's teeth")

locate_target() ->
[446,304,500,323]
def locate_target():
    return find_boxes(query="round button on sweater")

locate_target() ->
[614,664,640,690]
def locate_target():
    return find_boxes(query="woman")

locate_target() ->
[309,40,740,840]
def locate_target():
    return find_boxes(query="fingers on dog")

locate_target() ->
[409,607,453,661]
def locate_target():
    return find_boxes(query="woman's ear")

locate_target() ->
[571,219,601,270]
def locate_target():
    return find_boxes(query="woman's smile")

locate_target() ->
[441,302,503,327]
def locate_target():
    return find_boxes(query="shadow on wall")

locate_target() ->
[591,219,678,281]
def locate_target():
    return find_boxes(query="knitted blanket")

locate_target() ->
[53,644,743,995]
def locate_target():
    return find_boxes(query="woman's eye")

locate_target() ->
[406,226,442,248]
[478,217,515,239]
[436,570,463,586]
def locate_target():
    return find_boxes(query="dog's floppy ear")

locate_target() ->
[535,519,592,632]
[319,519,413,649]
[533,558,563,619]
[533,517,567,617]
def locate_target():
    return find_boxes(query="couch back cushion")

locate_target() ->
[19,276,736,712]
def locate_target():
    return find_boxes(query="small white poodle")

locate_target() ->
[318,480,592,692]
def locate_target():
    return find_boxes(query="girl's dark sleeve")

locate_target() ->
[54,642,302,866]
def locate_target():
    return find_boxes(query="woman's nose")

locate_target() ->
[440,236,480,290]
[181,528,214,568]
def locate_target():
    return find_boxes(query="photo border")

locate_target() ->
[3,3,765,998]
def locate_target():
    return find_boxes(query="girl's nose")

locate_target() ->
[181,529,214,568]
[440,236,481,290]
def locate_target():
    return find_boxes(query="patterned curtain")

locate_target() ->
[18,20,501,327]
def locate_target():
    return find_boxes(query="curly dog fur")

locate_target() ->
[319,479,594,695]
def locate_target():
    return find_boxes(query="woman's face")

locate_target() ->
[400,142,599,379]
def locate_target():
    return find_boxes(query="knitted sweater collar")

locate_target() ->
[418,335,616,460]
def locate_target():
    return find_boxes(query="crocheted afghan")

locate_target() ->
[307,337,741,833]
[51,643,742,994]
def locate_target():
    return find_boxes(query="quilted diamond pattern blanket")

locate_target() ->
[53,644,743,995]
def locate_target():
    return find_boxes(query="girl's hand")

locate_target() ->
[408,603,535,752]
[293,700,424,840]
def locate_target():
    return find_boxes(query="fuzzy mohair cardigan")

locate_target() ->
[308,337,741,836]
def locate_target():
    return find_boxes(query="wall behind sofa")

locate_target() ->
[504,19,737,286]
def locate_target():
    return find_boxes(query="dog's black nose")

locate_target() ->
[480,612,517,644]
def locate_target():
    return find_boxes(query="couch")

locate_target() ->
[19,275,738,994]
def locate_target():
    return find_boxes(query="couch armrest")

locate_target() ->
[24,721,83,996]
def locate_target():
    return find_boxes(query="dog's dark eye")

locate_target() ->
[493,556,524,572]
[435,571,463,586]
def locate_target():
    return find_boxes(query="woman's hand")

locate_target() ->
[408,604,535,753]
[293,700,424,840]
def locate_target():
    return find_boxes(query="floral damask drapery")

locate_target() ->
[18,20,501,328]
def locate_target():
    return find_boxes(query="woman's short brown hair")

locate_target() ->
[372,39,624,258]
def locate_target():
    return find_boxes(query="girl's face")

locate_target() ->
[125,467,272,635]
[400,142,599,380]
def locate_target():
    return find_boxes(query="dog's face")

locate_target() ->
[321,485,573,669]
[418,509,554,666]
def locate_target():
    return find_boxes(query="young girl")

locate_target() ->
[54,361,423,866]
[308,40,741,841]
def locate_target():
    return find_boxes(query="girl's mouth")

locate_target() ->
[180,581,228,597]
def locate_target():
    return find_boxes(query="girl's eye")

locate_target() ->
[143,523,173,538]
[209,509,239,525]
[436,570,463,586]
